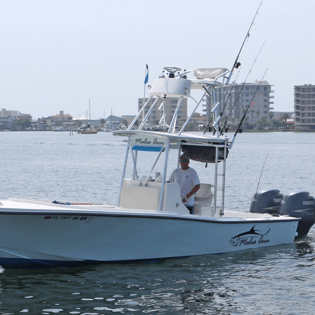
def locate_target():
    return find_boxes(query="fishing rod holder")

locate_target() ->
[211,102,221,113]
[212,116,222,129]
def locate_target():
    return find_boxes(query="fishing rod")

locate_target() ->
[229,0,263,77]
[221,1,263,120]
[203,1,263,135]
[202,69,241,135]
[255,146,274,195]
[214,67,243,134]
[229,68,268,149]
[220,40,266,135]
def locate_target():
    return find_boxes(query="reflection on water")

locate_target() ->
[0,132,315,314]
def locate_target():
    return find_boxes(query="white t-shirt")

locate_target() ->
[169,167,200,206]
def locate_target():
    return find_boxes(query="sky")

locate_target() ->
[0,0,314,120]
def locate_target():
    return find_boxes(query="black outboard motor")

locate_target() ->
[250,189,315,238]
[280,192,315,238]
[250,189,283,215]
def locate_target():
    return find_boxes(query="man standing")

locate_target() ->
[169,153,200,214]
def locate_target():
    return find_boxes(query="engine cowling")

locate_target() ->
[280,192,315,238]
[250,189,315,238]
[250,189,283,214]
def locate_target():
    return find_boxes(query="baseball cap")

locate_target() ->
[179,153,189,163]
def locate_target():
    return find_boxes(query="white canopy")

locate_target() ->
[193,68,229,79]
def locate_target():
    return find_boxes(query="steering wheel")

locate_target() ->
[163,67,182,74]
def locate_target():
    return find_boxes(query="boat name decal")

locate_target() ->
[229,225,270,247]
[44,216,91,221]
[134,137,165,146]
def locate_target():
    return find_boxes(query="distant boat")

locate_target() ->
[78,126,98,134]
[78,99,98,134]
[78,130,98,134]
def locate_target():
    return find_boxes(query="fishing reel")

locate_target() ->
[234,61,241,69]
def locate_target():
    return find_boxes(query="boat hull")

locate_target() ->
[0,209,298,269]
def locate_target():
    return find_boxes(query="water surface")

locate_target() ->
[0,131,315,314]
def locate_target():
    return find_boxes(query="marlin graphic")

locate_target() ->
[233,225,270,238]
[229,225,271,246]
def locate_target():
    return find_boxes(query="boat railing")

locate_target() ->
[127,67,231,135]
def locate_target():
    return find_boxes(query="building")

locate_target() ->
[52,110,72,124]
[0,108,19,116]
[203,81,274,125]
[272,111,294,119]
[121,115,136,127]
[188,112,208,131]
[294,84,315,131]
[138,97,187,127]
[36,110,73,129]
[105,115,123,130]
[0,108,32,130]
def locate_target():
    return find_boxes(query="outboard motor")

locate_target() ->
[280,192,315,238]
[250,189,283,215]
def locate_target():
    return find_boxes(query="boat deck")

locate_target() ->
[0,199,298,223]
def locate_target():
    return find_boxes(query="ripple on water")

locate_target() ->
[1,132,315,314]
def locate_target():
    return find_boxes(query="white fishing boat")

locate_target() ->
[1,64,313,270]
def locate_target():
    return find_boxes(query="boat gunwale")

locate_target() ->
[0,208,300,224]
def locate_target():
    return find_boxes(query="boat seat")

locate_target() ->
[119,179,189,214]
[194,183,214,217]
[119,179,161,210]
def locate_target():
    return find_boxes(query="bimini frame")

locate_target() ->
[115,66,231,216]
[115,130,229,217]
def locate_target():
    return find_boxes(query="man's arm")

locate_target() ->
[183,184,200,202]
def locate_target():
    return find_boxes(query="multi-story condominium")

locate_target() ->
[294,84,315,131]
[138,97,187,128]
[203,81,274,125]
[0,108,19,116]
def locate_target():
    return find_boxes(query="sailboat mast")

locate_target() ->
[89,99,91,121]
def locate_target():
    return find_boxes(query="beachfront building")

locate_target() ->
[203,81,274,126]
[0,108,32,130]
[294,84,315,131]
[138,97,187,128]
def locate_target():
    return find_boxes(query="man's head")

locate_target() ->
[179,153,190,170]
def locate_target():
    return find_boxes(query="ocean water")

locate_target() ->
[0,131,315,314]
